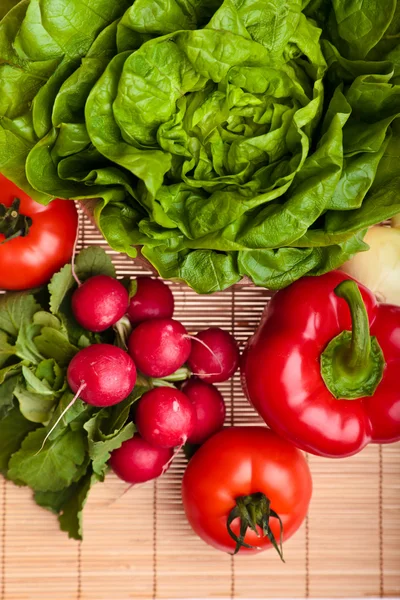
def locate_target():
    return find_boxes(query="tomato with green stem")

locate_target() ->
[0,174,78,290]
[182,427,312,558]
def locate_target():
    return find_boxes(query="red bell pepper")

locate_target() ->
[241,271,400,458]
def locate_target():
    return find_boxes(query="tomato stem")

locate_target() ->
[0,198,32,244]
[226,492,284,560]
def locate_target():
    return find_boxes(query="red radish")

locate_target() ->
[187,328,240,383]
[136,387,195,448]
[110,435,174,484]
[128,318,191,378]
[182,378,226,445]
[36,344,137,455]
[127,277,174,325]
[67,344,136,407]
[72,275,129,332]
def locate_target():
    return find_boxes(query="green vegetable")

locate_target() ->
[35,471,98,540]
[0,374,19,419]
[0,331,15,368]
[0,247,146,539]
[84,412,135,479]
[0,407,38,474]
[8,428,87,492]
[15,378,56,423]
[1,0,400,293]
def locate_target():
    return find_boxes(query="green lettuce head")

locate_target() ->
[1,0,400,292]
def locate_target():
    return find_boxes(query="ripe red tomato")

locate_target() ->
[0,174,78,290]
[182,427,312,557]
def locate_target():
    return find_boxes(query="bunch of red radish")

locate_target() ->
[64,273,240,485]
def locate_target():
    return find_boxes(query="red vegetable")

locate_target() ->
[242,272,400,458]
[67,344,137,407]
[187,328,240,383]
[0,174,78,290]
[110,435,173,484]
[72,275,129,332]
[182,378,226,444]
[136,387,195,448]
[182,427,311,557]
[127,277,174,325]
[128,318,191,378]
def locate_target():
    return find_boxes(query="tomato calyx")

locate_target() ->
[227,492,284,560]
[0,198,32,244]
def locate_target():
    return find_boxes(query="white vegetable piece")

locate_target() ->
[341,217,400,306]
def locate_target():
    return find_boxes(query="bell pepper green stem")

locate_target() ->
[320,280,385,400]
[334,280,371,372]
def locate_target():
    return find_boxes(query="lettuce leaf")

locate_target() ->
[1,0,400,292]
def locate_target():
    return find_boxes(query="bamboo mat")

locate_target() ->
[1,210,399,600]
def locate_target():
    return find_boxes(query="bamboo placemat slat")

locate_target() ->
[1,210,399,599]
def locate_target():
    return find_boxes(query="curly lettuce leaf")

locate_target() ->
[2,0,400,292]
